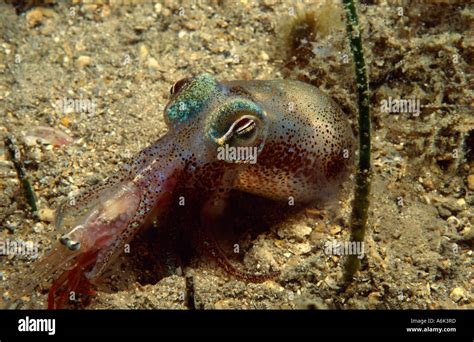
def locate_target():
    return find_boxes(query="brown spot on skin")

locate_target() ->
[325,152,346,181]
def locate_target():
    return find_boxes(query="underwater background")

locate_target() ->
[0,0,472,309]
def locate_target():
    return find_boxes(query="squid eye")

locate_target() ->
[170,77,191,95]
[233,117,257,139]
[216,114,259,146]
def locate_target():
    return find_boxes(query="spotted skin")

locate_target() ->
[12,74,354,308]
[225,79,354,202]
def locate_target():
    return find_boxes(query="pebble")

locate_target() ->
[26,9,44,28]
[442,200,465,214]
[289,242,311,255]
[0,160,14,175]
[459,226,474,242]
[277,224,312,240]
[260,51,270,61]
[467,174,474,191]
[214,299,234,309]
[330,225,342,235]
[423,178,434,190]
[33,223,44,233]
[294,225,312,238]
[323,276,338,290]
[437,205,451,219]
[154,3,162,14]
[147,57,160,70]
[82,4,97,13]
[60,117,71,127]
[449,287,466,303]
[139,44,149,62]
[38,208,55,223]
[25,8,56,28]
[76,55,92,68]
[183,21,200,31]
[368,291,381,304]
[28,146,42,162]
[5,223,16,233]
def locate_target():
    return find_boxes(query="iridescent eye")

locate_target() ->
[233,117,257,139]
[215,114,259,147]
[170,77,191,95]
[207,98,268,150]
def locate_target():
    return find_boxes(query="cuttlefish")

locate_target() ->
[8,74,354,309]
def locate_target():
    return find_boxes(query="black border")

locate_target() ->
[1,309,472,337]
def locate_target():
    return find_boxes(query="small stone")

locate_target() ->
[467,175,474,191]
[277,224,312,240]
[459,226,474,242]
[33,223,44,233]
[75,55,92,69]
[38,208,55,223]
[441,259,451,269]
[26,8,44,28]
[214,299,233,309]
[29,146,42,162]
[368,291,381,304]
[200,32,212,42]
[183,21,199,31]
[147,57,159,70]
[442,200,464,214]
[293,225,312,239]
[437,205,451,219]
[260,51,270,61]
[323,276,338,290]
[449,287,466,303]
[139,44,149,62]
[24,136,38,147]
[5,223,16,233]
[290,242,311,255]
[99,5,110,18]
[82,4,97,12]
[178,30,186,39]
[423,178,434,190]
[60,117,71,127]
[20,295,31,304]
[330,225,342,235]
[154,3,162,14]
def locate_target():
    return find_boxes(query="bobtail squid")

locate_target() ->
[8,73,354,309]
